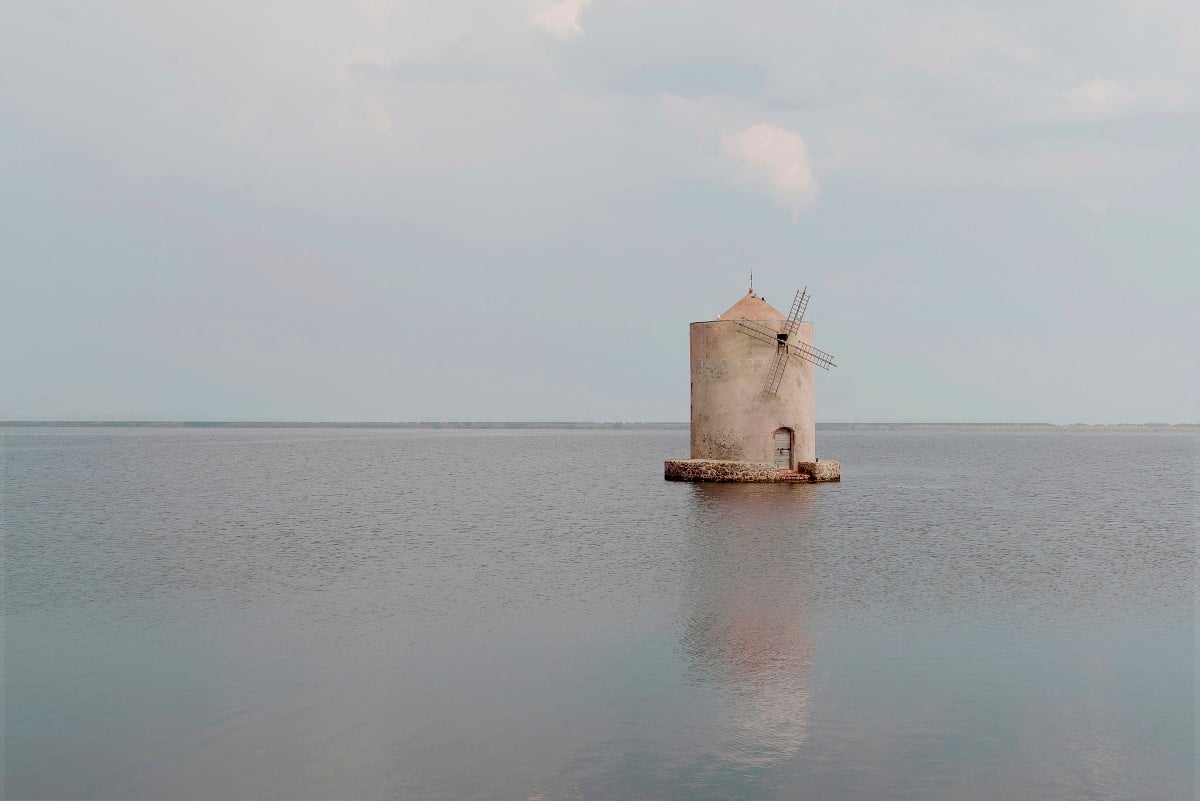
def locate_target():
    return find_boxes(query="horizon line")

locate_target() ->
[2,420,1196,430]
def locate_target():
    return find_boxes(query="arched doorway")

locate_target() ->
[773,428,793,469]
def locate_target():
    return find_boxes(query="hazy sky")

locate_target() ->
[2,0,1196,422]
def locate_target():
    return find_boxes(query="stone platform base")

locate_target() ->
[664,459,841,483]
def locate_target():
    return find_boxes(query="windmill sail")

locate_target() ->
[733,319,837,371]
[786,288,810,331]
[762,347,791,395]
[758,288,813,396]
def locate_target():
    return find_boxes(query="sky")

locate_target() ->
[1,0,1197,423]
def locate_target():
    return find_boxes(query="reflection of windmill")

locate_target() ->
[732,288,836,397]
[680,484,818,766]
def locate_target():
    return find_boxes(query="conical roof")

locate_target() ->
[717,290,786,321]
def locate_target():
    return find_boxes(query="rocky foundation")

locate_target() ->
[664,459,841,483]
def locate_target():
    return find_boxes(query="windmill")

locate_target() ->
[663,283,843,482]
[732,287,836,397]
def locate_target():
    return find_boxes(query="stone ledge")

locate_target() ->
[796,460,841,482]
[664,459,841,483]
[665,459,781,482]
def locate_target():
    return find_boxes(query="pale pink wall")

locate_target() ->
[689,319,817,465]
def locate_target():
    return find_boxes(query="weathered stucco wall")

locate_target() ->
[689,319,817,466]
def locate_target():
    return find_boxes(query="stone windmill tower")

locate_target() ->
[665,284,840,482]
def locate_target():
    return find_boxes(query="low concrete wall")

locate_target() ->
[664,459,841,483]
[665,459,783,482]
[796,460,841,482]
[667,455,844,482]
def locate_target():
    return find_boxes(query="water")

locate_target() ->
[3,428,1195,800]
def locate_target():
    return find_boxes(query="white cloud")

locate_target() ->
[880,7,1039,77]
[530,0,592,40]
[1072,78,1135,111]
[1060,78,1184,119]
[3,1,1192,208]
[1080,189,1112,215]
[722,123,820,214]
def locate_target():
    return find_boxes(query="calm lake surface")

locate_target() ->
[4,428,1195,800]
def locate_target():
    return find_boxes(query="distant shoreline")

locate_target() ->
[2,421,1196,433]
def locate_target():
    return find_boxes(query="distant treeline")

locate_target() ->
[818,423,1199,432]
[2,421,1196,432]
[0,420,689,430]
